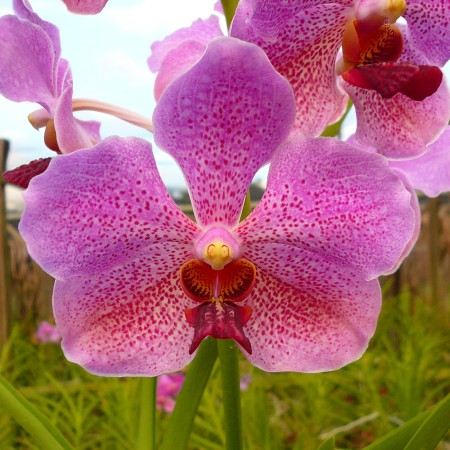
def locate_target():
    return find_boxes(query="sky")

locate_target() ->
[0,1,448,211]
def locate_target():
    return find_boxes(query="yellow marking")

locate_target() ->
[203,240,234,270]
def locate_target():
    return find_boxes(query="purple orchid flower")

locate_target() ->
[0,0,101,187]
[61,0,108,15]
[20,38,417,376]
[230,0,450,158]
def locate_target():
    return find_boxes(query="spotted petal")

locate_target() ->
[231,0,353,136]
[20,136,200,280]
[54,268,194,376]
[153,37,296,227]
[236,137,417,280]
[403,0,450,67]
[241,260,381,372]
[344,76,450,158]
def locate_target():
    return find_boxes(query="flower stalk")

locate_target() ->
[136,377,156,450]
[218,339,243,450]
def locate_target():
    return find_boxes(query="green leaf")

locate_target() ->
[365,394,450,450]
[160,338,218,450]
[404,393,450,450]
[318,436,335,450]
[0,373,73,449]
[220,0,239,28]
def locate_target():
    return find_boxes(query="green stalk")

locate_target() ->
[0,374,74,449]
[220,0,239,29]
[160,338,218,450]
[217,340,243,450]
[136,377,156,450]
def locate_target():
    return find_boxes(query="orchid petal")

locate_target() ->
[403,0,450,67]
[148,16,222,72]
[153,40,209,102]
[13,0,62,63]
[242,266,380,372]
[389,127,450,197]
[61,0,108,15]
[54,84,101,153]
[19,136,200,281]
[0,15,56,111]
[153,37,296,227]
[236,137,416,280]
[54,269,194,376]
[231,1,353,136]
[343,76,450,158]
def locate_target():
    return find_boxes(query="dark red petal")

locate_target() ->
[180,258,256,303]
[401,65,444,101]
[186,302,253,354]
[3,158,52,188]
[343,63,443,100]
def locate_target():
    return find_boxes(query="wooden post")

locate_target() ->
[0,139,11,348]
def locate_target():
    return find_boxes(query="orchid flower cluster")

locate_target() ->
[0,0,449,381]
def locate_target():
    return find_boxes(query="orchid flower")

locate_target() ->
[230,0,450,158]
[0,0,100,182]
[61,0,108,15]
[20,38,417,376]
[0,0,150,188]
[157,374,185,413]
[148,0,449,157]
[35,321,61,344]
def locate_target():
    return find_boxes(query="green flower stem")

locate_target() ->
[0,373,74,449]
[136,377,156,450]
[217,339,243,450]
[160,338,218,450]
[220,0,239,29]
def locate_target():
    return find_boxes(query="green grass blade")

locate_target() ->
[404,393,450,450]
[0,374,73,450]
[318,436,335,450]
[364,395,449,450]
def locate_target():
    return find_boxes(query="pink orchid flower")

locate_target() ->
[20,38,417,376]
[36,321,61,344]
[61,0,108,15]
[230,0,450,158]
[157,373,185,413]
[0,0,101,187]
[149,1,449,158]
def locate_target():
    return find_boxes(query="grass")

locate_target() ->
[0,290,448,449]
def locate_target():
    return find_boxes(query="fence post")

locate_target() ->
[0,139,11,348]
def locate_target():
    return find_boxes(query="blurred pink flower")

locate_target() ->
[157,374,185,413]
[36,321,61,344]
